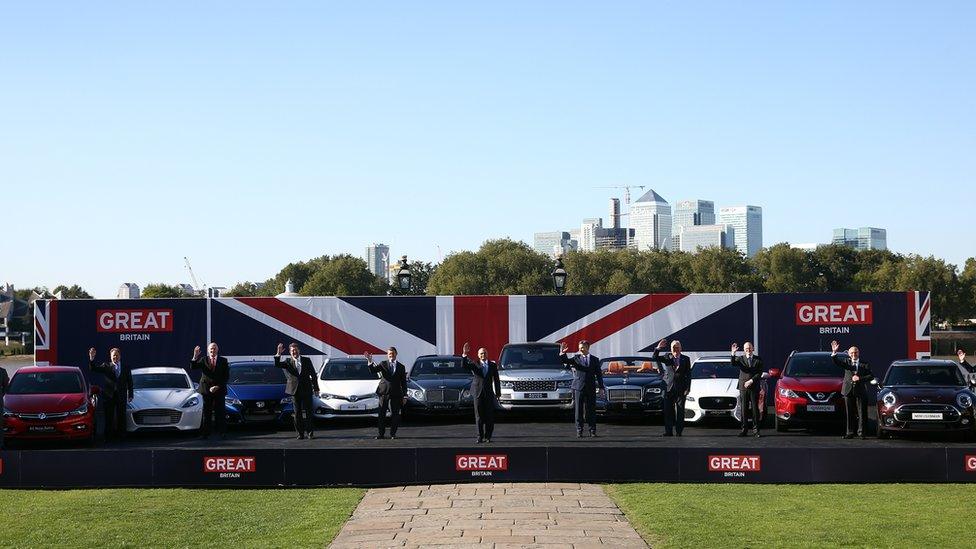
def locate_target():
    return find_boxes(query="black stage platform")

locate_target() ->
[3,416,976,487]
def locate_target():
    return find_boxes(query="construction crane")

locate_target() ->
[594,185,646,205]
[184,256,207,297]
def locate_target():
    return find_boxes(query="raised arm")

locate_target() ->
[189,346,204,370]
[650,339,670,364]
[829,340,853,371]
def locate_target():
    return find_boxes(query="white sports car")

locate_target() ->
[312,358,384,419]
[125,367,203,432]
[684,356,767,424]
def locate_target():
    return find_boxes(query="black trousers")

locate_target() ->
[844,391,868,436]
[663,390,686,435]
[474,394,496,439]
[573,388,597,434]
[377,394,402,437]
[100,395,125,440]
[293,391,314,435]
[739,386,761,432]
[201,391,226,436]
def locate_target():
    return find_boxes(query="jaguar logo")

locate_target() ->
[816,393,825,400]
[38,413,47,420]
[922,399,932,403]
[350,395,358,402]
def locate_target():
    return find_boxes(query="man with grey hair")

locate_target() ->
[651,339,692,437]
[731,342,764,438]
[191,342,230,439]
[830,340,874,439]
[461,342,501,443]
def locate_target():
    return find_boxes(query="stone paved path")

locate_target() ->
[329,482,648,548]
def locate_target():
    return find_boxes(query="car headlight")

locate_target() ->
[500,381,514,389]
[461,389,472,400]
[957,393,973,409]
[407,388,425,401]
[280,396,294,404]
[69,403,89,416]
[778,387,800,399]
[2,407,15,418]
[881,392,897,407]
[181,396,200,409]
[646,387,662,394]
[319,393,339,400]
[225,397,242,407]
[556,380,572,389]
[685,395,695,402]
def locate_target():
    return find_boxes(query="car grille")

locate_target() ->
[894,404,960,422]
[17,412,69,420]
[243,400,279,414]
[803,391,837,402]
[134,409,182,425]
[608,388,642,402]
[699,397,737,410]
[512,380,557,392]
[426,389,461,403]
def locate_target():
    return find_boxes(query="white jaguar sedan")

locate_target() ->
[125,367,203,432]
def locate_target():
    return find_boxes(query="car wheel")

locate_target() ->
[775,416,788,432]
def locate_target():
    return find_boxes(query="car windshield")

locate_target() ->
[786,355,845,378]
[133,373,191,390]
[412,358,466,377]
[885,365,965,386]
[321,360,377,380]
[7,372,84,394]
[692,362,739,379]
[228,363,287,385]
[600,358,659,375]
[499,346,562,370]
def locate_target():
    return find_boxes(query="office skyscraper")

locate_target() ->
[366,243,390,279]
[630,189,671,251]
[717,205,763,257]
[671,199,715,251]
[832,227,887,251]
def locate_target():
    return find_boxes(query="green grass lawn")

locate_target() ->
[606,483,974,549]
[0,488,363,548]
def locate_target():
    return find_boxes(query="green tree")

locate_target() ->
[959,258,976,321]
[141,283,186,298]
[679,247,759,293]
[223,282,260,297]
[258,261,315,296]
[810,244,859,291]
[427,239,551,295]
[300,255,387,296]
[753,244,819,292]
[894,255,963,323]
[51,284,93,299]
[426,251,486,295]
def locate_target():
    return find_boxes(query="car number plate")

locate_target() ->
[807,404,835,412]
[705,410,730,415]
[524,393,547,399]
[28,425,56,432]
[143,416,171,424]
[912,412,942,420]
[342,403,366,411]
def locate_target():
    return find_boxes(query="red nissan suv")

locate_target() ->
[769,351,848,432]
[2,366,98,443]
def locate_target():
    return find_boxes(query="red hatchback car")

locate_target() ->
[2,366,98,443]
[770,351,849,432]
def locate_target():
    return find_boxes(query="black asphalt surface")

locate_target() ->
[10,408,975,450]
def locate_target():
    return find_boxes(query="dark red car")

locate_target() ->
[2,366,98,443]
[876,360,976,439]
[770,351,849,432]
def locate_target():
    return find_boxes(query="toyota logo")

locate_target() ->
[816,393,825,400]
[38,413,47,420]
[350,395,358,402]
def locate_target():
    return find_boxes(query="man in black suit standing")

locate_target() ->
[559,339,605,438]
[365,347,407,440]
[651,339,692,437]
[731,342,763,438]
[275,342,320,440]
[190,342,230,439]
[460,342,502,443]
[830,340,874,439]
[0,365,9,449]
[88,347,133,441]
[958,349,974,374]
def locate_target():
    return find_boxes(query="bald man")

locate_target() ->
[461,343,501,443]
[651,339,692,437]
[830,340,874,439]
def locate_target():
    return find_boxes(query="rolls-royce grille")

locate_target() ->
[513,380,557,392]
[134,409,182,425]
[608,388,642,402]
[426,389,461,403]
[699,397,737,410]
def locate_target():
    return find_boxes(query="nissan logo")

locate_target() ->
[816,393,825,399]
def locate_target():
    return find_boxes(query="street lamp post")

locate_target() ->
[396,255,412,292]
[551,256,567,294]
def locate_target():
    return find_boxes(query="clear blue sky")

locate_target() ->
[3,2,974,298]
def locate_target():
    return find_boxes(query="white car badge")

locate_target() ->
[39,413,47,420]
[350,395,358,402]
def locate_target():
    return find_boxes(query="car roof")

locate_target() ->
[415,355,461,361]
[890,360,956,367]
[502,342,559,348]
[229,360,275,366]
[694,356,734,363]
[131,367,189,376]
[601,356,652,361]
[16,365,82,373]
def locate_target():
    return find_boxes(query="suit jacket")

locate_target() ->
[88,360,133,401]
[190,355,230,396]
[830,354,874,396]
[274,355,320,396]
[0,367,9,396]
[461,357,502,400]
[961,360,975,375]
[559,353,605,391]
[731,354,764,391]
[369,360,407,398]
[651,349,692,395]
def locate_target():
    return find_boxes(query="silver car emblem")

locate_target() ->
[256,401,266,409]
[817,393,825,400]
[38,413,47,420]
[350,395,358,402]
[922,398,931,403]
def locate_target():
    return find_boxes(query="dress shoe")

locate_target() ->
[754,431,761,438]
[485,439,491,444]
[375,435,385,440]
[476,438,484,444]
[577,432,584,438]
[843,434,854,439]
[297,434,305,440]
[738,431,748,437]
[307,432,314,439]
[590,431,598,438]
[859,434,865,440]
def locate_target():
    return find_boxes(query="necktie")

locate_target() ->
[114,362,121,378]
[482,361,489,377]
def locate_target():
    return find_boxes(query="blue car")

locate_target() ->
[223,360,291,427]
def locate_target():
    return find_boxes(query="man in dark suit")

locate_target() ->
[958,349,975,374]
[88,347,133,441]
[190,342,230,439]
[651,339,692,437]
[275,342,320,440]
[460,342,502,443]
[731,342,763,438]
[0,366,9,449]
[830,340,874,439]
[559,340,605,437]
[365,347,407,439]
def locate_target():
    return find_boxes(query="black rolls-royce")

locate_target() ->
[404,355,475,415]
[596,356,666,415]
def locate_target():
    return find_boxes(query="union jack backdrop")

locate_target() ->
[36,292,930,379]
